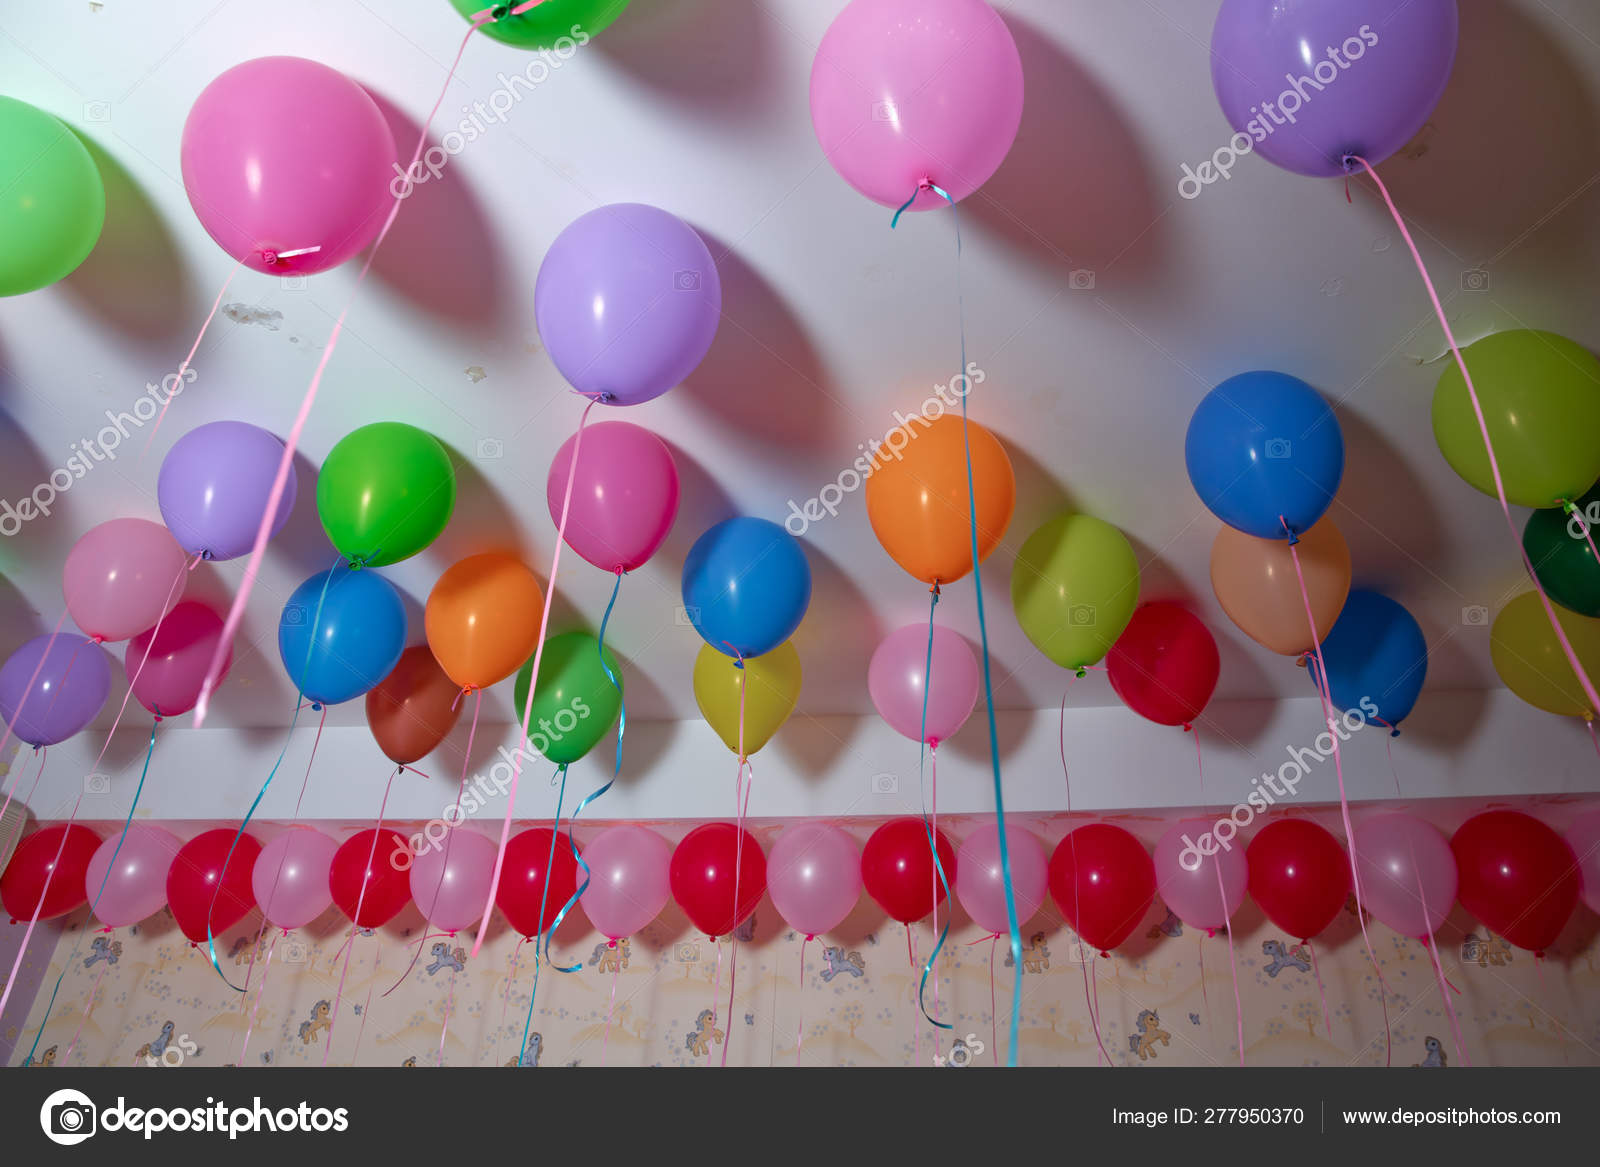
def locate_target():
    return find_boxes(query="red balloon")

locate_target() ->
[1246,818,1350,942]
[496,828,579,938]
[862,817,957,924]
[1451,811,1578,954]
[1,824,100,921]
[1048,824,1155,954]
[669,823,766,938]
[1107,602,1220,727]
[330,829,413,928]
[167,828,261,943]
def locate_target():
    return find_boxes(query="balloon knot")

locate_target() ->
[490,3,512,18]
[1098,950,1109,960]
[1075,667,1087,679]
[929,582,941,598]
[1559,498,1578,514]
[1286,530,1301,547]
[607,939,617,949]
[311,702,323,712]
[1390,726,1401,738]
[1182,722,1193,733]
[91,635,104,645]
[199,549,212,563]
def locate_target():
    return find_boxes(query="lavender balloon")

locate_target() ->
[767,823,862,938]
[158,421,297,561]
[0,634,111,747]
[1352,813,1457,939]
[84,825,180,927]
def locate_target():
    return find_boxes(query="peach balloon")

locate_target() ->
[1210,518,1350,656]
[424,553,544,690]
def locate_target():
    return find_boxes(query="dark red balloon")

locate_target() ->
[496,827,579,938]
[669,823,765,938]
[1,824,100,921]
[862,817,957,924]
[1247,818,1350,942]
[1451,811,1578,955]
[1048,824,1155,954]
[167,828,261,943]
[1107,602,1220,727]
[330,829,413,928]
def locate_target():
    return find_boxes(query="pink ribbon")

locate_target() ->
[1306,940,1333,1039]
[602,940,621,1067]
[324,763,401,1066]
[1215,862,1244,1067]
[238,929,281,1064]
[143,259,245,454]
[795,935,811,1066]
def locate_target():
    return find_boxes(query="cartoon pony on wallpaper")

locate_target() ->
[1412,1036,1447,1068]
[505,1033,543,1067]
[820,947,865,982]
[1261,940,1312,977]
[84,936,122,968]
[588,939,630,973]
[426,943,467,976]
[297,1000,333,1045]
[135,1021,176,1063]
[686,1010,724,1057]
[1128,1010,1171,1061]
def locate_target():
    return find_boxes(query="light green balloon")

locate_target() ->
[449,0,631,48]
[0,97,105,296]
[1012,514,1140,671]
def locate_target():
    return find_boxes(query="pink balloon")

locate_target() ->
[125,601,230,717]
[409,829,497,934]
[547,422,679,573]
[767,824,862,938]
[580,825,671,940]
[1564,810,1600,916]
[84,825,179,927]
[868,623,980,745]
[1154,819,1247,932]
[181,57,397,275]
[810,0,1023,212]
[955,824,1047,935]
[63,518,188,642]
[1352,814,1457,939]
[252,828,336,930]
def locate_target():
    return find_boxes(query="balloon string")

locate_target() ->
[238,929,280,1064]
[539,761,582,972]
[1414,863,1469,1067]
[348,937,381,1064]
[601,947,621,1066]
[0,609,67,781]
[930,747,941,1031]
[724,751,753,1068]
[437,963,458,1066]
[1191,724,1203,796]
[1348,154,1600,713]
[1087,954,1110,1066]
[62,947,111,1065]
[253,703,329,947]
[795,934,810,1066]
[1216,862,1244,1067]
[910,927,920,1068]
[1588,719,1600,762]
[1374,717,1403,795]
[989,933,1000,1065]
[143,258,245,455]
[324,764,400,1066]
[497,935,528,1065]
[916,589,952,1031]
[1058,677,1078,805]
[382,929,456,998]
[517,764,570,1059]
[0,751,75,1029]
[710,935,723,1067]
[1307,940,1333,1039]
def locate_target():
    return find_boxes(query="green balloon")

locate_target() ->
[450,0,631,48]
[1525,481,1600,618]
[1433,330,1600,509]
[512,631,623,765]
[1012,514,1140,671]
[316,423,455,566]
[0,98,105,297]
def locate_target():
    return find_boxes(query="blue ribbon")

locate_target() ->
[915,588,953,1032]
[517,762,570,1063]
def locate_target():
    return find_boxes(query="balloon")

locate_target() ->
[866,415,1015,586]
[84,825,179,928]
[1211,517,1351,656]
[125,601,230,717]
[1153,819,1247,933]
[1490,591,1600,718]
[861,817,956,924]
[1012,514,1140,670]
[548,421,679,572]
[868,623,978,745]
[1107,602,1220,727]
[955,824,1047,935]
[0,96,104,296]
[1351,814,1455,939]
[1185,372,1344,539]
[1048,825,1155,954]
[810,0,1023,211]
[0,634,112,747]
[329,829,412,928]
[317,423,456,567]
[512,631,624,765]
[365,645,463,765]
[669,823,766,938]
[496,828,580,939]
[181,57,396,275]
[409,829,497,933]
[1451,811,1578,954]
[767,824,862,938]
[278,567,406,705]
[1210,0,1458,178]
[1,825,100,921]
[157,421,296,561]
[252,828,336,930]
[1246,818,1350,942]
[581,825,671,939]
[425,553,546,691]
[167,829,262,943]
[1305,590,1425,729]
[534,203,720,406]
[693,641,800,757]
[451,0,630,46]
[682,518,811,659]
[1565,810,1600,917]
[63,518,188,642]
[1524,481,1600,618]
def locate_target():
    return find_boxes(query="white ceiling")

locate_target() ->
[3,0,1600,735]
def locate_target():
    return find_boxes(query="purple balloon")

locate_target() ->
[1210,0,1458,178]
[252,828,337,930]
[767,823,862,938]
[534,203,721,406]
[955,824,1047,935]
[1154,819,1247,932]
[1352,813,1457,939]
[158,420,296,561]
[85,825,180,927]
[0,634,111,747]
[580,825,671,940]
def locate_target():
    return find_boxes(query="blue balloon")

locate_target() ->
[1185,371,1344,539]
[682,517,811,658]
[278,567,406,705]
[1308,590,1427,731]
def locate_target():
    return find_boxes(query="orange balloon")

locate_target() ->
[365,644,463,765]
[1210,517,1351,656]
[425,552,545,689]
[865,414,1015,585]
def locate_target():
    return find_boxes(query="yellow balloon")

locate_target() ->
[1490,592,1600,718]
[693,641,802,756]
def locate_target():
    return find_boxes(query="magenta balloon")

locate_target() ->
[580,825,671,940]
[84,825,180,927]
[1352,813,1457,939]
[181,57,397,275]
[0,633,112,747]
[868,623,980,745]
[63,518,188,642]
[1154,819,1247,932]
[159,421,297,561]
[1566,810,1600,916]
[125,602,231,718]
[955,824,1046,935]
[547,421,679,572]
[767,824,862,938]
[409,829,497,934]
[252,828,337,930]
[810,0,1023,212]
